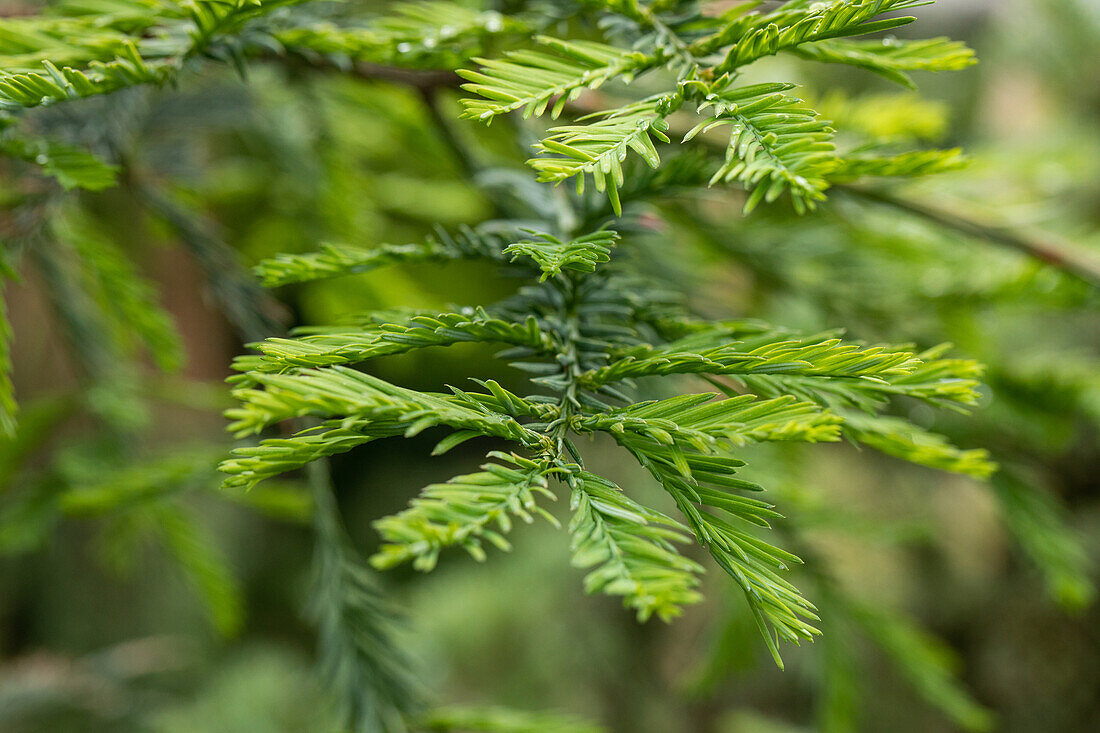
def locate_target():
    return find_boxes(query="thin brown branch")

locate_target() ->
[274,50,462,91]
[347,61,462,90]
[838,185,1100,289]
[417,84,477,177]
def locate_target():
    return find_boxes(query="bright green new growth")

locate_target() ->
[505,230,618,280]
[454,0,974,214]
[2,1,1090,731]
[372,452,559,571]
[0,0,996,663]
[225,0,999,671]
[222,226,989,670]
[568,469,705,622]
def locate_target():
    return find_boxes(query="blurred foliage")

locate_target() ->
[0,1,1097,733]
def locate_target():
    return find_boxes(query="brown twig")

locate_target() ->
[838,185,1100,289]
[278,51,462,91]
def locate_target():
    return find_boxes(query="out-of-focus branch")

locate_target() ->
[346,61,461,90]
[126,176,288,342]
[839,185,1100,289]
[417,84,477,177]
[276,51,462,91]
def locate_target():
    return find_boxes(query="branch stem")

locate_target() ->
[839,185,1100,289]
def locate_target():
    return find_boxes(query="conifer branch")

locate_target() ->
[505,230,618,281]
[693,0,929,70]
[129,179,285,341]
[0,263,16,437]
[0,136,119,190]
[791,36,976,88]
[839,184,1100,288]
[371,452,558,571]
[841,412,996,477]
[254,227,506,287]
[528,95,677,216]
[0,1,300,109]
[271,1,524,72]
[307,461,421,732]
[1,1,1091,729]
[686,82,836,213]
[568,470,704,622]
[459,37,661,122]
[236,311,553,374]
[421,705,606,733]
[829,149,967,181]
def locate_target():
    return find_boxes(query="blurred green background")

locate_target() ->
[1,1,1097,731]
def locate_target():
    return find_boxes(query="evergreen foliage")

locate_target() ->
[0,1,1095,732]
